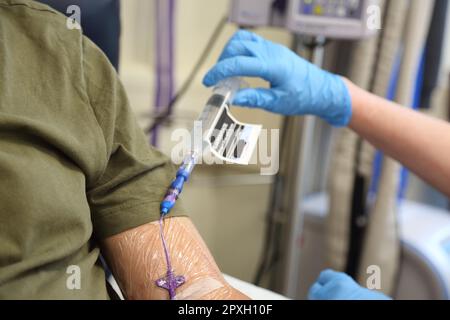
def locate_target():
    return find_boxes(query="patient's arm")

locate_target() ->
[101,216,250,300]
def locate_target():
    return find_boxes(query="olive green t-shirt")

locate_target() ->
[0,0,184,299]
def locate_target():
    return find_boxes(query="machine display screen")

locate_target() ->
[299,0,363,20]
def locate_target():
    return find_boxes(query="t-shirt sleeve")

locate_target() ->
[81,37,187,239]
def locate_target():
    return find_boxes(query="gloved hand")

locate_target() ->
[203,30,352,127]
[308,269,392,300]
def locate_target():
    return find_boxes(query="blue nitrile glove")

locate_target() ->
[308,270,392,300]
[203,30,352,127]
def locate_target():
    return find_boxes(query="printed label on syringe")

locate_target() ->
[204,99,261,165]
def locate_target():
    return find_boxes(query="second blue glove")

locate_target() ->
[308,269,392,300]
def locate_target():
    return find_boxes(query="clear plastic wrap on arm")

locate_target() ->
[102,217,249,300]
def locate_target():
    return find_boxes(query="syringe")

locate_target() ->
[160,78,242,216]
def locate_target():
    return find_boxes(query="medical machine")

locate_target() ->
[229,0,380,39]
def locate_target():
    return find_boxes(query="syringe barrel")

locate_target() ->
[212,77,242,102]
[192,77,242,148]
[160,78,242,216]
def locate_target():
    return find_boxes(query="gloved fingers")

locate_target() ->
[316,269,346,285]
[216,30,264,61]
[307,282,323,300]
[203,57,266,87]
[218,40,256,61]
[228,29,263,42]
[233,88,277,110]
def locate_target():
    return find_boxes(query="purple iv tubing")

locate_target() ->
[155,216,185,299]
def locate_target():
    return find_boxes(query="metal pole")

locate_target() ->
[279,36,326,297]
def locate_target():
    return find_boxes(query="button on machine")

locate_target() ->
[299,0,363,19]
[229,0,380,39]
